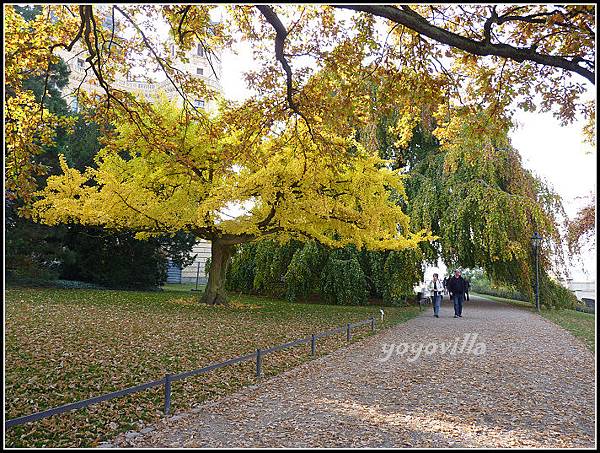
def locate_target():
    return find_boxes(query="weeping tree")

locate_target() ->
[395,110,567,301]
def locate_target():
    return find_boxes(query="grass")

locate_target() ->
[160,282,205,292]
[473,292,595,352]
[5,286,419,448]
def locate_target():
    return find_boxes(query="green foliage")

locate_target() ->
[225,243,256,293]
[284,241,325,302]
[225,237,426,306]
[539,274,578,310]
[382,248,424,306]
[61,117,102,171]
[468,267,578,309]
[5,206,65,282]
[464,268,528,301]
[21,59,71,117]
[472,285,528,302]
[320,249,368,305]
[14,4,42,21]
[253,240,300,297]
[59,227,168,289]
[359,250,388,298]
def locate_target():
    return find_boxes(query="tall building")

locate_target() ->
[56,16,220,285]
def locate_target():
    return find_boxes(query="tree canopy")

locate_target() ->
[5,4,595,202]
[33,94,433,303]
[5,4,594,303]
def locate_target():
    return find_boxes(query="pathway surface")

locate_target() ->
[112,296,595,448]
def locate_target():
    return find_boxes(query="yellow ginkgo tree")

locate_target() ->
[33,95,434,304]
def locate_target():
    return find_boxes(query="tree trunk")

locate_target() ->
[200,240,233,305]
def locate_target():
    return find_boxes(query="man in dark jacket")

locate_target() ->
[447,269,467,318]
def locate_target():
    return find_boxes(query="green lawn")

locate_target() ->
[473,292,595,352]
[5,287,419,447]
[160,282,205,292]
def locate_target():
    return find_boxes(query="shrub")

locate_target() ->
[539,274,578,309]
[471,285,528,302]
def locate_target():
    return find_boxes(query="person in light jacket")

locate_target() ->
[427,273,444,318]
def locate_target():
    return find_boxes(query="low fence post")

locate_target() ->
[311,334,316,356]
[370,316,375,333]
[347,323,351,342]
[164,374,172,416]
[256,348,263,378]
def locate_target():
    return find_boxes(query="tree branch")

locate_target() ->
[255,5,315,136]
[335,5,594,84]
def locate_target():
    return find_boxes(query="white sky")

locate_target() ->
[511,109,596,281]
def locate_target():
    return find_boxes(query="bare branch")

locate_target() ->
[255,5,315,136]
[335,5,594,84]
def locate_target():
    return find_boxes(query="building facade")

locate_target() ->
[56,16,221,285]
[169,240,212,284]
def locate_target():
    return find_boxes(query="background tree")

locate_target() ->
[567,194,596,255]
[5,6,198,289]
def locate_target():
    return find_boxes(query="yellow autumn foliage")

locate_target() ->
[34,95,434,252]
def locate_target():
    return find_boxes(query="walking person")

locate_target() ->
[447,269,467,318]
[465,278,470,301]
[427,273,444,318]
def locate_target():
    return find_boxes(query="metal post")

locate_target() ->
[164,374,172,416]
[535,245,540,313]
[191,261,202,292]
[347,323,351,342]
[370,317,375,333]
[256,348,262,378]
[311,334,316,356]
[532,232,542,313]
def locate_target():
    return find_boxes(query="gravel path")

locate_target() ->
[111,296,595,448]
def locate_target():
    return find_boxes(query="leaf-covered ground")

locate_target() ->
[5,287,418,447]
[112,295,596,448]
[540,309,595,352]
[474,292,595,352]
